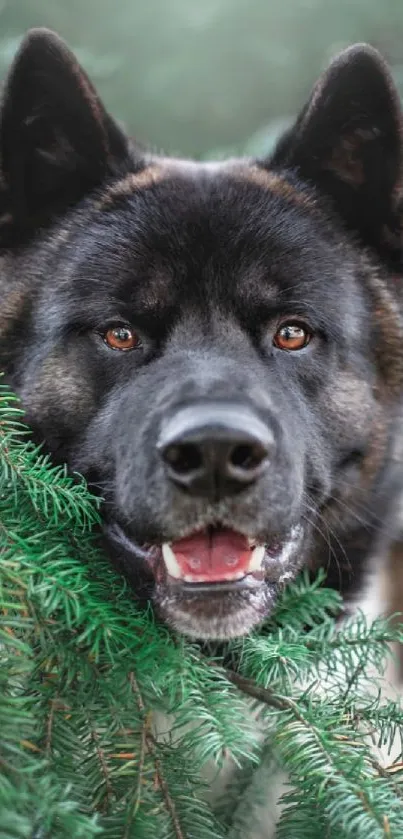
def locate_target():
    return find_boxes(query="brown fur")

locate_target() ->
[235,164,317,210]
[96,165,168,210]
[0,285,26,337]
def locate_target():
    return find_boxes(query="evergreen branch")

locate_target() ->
[2,377,403,838]
[225,668,285,710]
[226,669,403,836]
[45,697,57,758]
[88,715,115,812]
[123,713,147,838]
[151,746,187,839]
[129,672,186,839]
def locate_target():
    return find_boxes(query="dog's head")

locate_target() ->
[2,30,403,639]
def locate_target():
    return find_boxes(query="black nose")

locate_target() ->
[157,404,273,498]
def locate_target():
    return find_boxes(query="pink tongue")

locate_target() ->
[171,530,252,582]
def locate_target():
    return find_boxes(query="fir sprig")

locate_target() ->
[1,379,403,838]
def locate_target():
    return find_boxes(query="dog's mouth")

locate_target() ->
[154,529,267,586]
[105,521,305,638]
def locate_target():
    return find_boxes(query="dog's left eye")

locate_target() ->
[103,325,141,351]
[273,322,311,351]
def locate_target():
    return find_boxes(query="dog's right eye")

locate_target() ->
[103,325,141,351]
[273,321,312,351]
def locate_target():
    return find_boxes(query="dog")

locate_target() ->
[2,28,403,838]
[1,29,403,643]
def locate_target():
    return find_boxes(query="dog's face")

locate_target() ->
[1,31,403,639]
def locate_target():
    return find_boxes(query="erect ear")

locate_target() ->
[0,28,133,226]
[270,44,403,254]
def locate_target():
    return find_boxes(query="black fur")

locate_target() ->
[1,30,403,640]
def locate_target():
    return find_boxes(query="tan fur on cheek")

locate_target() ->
[320,372,374,443]
[0,287,28,338]
[320,370,390,484]
[365,270,403,397]
[20,353,95,423]
[360,410,389,484]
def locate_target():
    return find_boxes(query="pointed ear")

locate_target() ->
[0,28,133,226]
[270,44,403,253]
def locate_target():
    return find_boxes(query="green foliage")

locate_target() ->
[2,1,403,156]
[1,378,403,839]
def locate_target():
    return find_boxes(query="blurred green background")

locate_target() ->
[2,0,403,158]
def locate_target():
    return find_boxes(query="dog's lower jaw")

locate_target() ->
[104,521,307,640]
[155,581,277,640]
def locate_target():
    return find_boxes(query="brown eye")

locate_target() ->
[273,322,311,351]
[104,325,140,351]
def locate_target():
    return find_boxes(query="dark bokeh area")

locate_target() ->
[1,0,403,158]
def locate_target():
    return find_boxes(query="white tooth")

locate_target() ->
[162,543,182,579]
[247,544,265,572]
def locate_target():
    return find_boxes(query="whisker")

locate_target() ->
[302,497,351,590]
[325,495,374,531]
